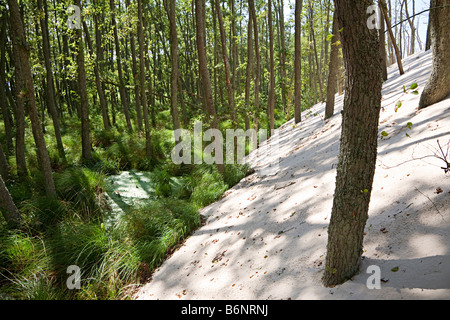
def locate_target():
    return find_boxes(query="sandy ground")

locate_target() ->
[134,50,450,300]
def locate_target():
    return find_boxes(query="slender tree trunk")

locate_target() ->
[110,0,132,132]
[277,0,288,115]
[215,0,236,126]
[74,0,93,163]
[325,12,340,120]
[294,0,303,124]
[322,0,383,287]
[379,3,388,81]
[380,0,404,75]
[166,0,180,130]
[195,0,223,173]
[137,0,152,160]
[36,0,66,163]
[8,0,56,198]
[245,8,254,130]
[248,0,260,130]
[195,0,218,129]
[267,0,275,132]
[418,0,450,109]
[93,1,111,131]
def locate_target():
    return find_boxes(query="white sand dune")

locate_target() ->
[135,50,450,300]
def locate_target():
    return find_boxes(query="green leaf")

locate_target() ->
[333,40,341,46]
[326,34,334,42]
[410,83,418,90]
[381,131,389,137]
[403,85,407,93]
[406,122,413,130]
[391,266,399,272]
[395,100,402,112]
[411,90,419,95]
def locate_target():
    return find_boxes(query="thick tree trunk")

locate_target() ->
[294,0,303,124]
[8,0,56,198]
[418,0,450,109]
[325,12,340,120]
[322,0,383,287]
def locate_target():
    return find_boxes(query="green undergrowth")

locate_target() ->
[1,121,251,300]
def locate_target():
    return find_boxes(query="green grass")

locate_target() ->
[1,116,252,300]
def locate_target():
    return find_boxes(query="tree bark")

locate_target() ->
[379,3,388,81]
[249,0,260,130]
[137,0,152,160]
[294,0,303,124]
[74,0,93,163]
[93,0,111,131]
[322,0,383,287]
[36,0,66,163]
[110,0,133,132]
[380,0,404,75]
[195,0,218,129]
[0,174,21,228]
[267,0,275,132]
[325,12,340,120]
[418,0,450,109]
[8,0,56,198]
[245,8,254,130]
[166,0,181,130]
[215,0,236,126]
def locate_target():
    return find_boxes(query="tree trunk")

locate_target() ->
[195,0,223,173]
[294,0,303,124]
[166,0,181,130]
[249,0,260,130]
[245,8,254,129]
[74,0,93,163]
[322,0,383,287]
[380,0,404,75]
[0,174,21,228]
[379,3,388,81]
[215,0,236,126]
[110,0,133,132]
[0,16,13,154]
[36,0,66,163]
[8,0,56,198]
[267,0,275,132]
[325,12,340,120]
[418,0,450,109]
[93,1,111,131]
[195,0,218,129]
[137,0,152,160]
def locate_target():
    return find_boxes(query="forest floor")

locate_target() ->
[134,49,450,300]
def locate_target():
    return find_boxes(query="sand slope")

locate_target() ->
[135,50,450,300]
